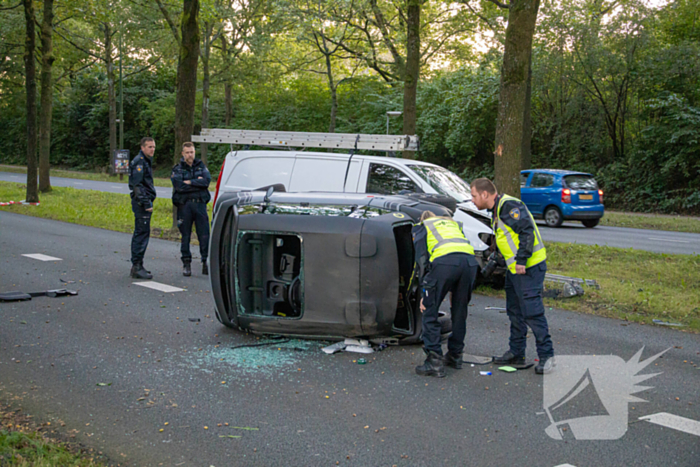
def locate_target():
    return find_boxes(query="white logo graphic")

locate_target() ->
[543,347,670,440]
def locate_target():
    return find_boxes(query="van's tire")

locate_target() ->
[544,206,563,227]
[403,193,457,214]
[582,219,599,228]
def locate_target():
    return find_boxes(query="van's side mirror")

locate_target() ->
[264,186,275,203]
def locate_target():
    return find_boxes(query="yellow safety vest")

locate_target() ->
[493,194,546,273]
[422,217,475,262]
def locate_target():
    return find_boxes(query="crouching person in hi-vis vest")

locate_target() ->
[412,211,479,378]
[470,178,554,374]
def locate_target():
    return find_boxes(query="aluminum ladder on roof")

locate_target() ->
[190,128,419,152]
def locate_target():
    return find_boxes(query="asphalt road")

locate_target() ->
[2,171,699,255]
[1,212,699,466]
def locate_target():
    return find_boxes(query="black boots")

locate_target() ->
[130,263,152,280]
[415,350,445,378]
[535,356,555,375]
[493,350,526,366]
[202,261,208,276]
[444,352,463,370]
[183,262,192,277]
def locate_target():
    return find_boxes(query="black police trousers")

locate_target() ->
[177,200,210,264]
[504,261,554,359]
[421,253,479,355]
[131,199,152,266]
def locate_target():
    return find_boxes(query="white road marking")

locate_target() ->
[647,237,690,244]
[639,413,700,437]
[554,464,577,467]
[133,281,184,293]
[22,253,62,261]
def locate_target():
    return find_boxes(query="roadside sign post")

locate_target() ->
[112,149,130,177]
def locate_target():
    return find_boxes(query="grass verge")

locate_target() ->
[599,211,700,234]
[0,182,211,241]
[0,164,172,187]
[2,181,698,332]
[1,403,106,466]
[477,242,700,332]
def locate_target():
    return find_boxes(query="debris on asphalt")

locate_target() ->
[498,366,517,373]
[345,338,374,354]
[188,318,201,322]
[96,383,112,386]
[230,339,291,350]
[219,435,241,438]
[0,289,78,302]
[59,278,76,284]
[369,337,399,346]
[321,342,346,355]
[231,426,259,431]
[357,358,368,365]
[479,371,492,376]
[652,319,684,327]
[463,355,492,365]
[485,306,506,311]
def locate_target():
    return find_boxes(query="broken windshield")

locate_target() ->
[408,165,472,203]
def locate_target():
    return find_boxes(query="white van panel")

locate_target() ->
[453,209,490,252]
[289,156,360,192]
[226,156,295,191]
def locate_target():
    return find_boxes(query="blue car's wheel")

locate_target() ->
[544,206,563,227]
[582,219,599,228]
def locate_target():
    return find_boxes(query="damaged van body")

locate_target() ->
[210,190,455,343]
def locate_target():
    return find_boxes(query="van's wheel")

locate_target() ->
[544,206,563,228]
[582,219,599,228]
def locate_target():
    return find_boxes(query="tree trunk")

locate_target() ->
[224,82,233,126]
[38,0,53,193]
[325,53,337,133]
[24,0,39,203]
[105,23,117,174]
[402,0,421,159]
[221,35,233,127]
[521,61,533,170]
[494,0,540,198]
[173,0,200,225]
[200,22,212,163]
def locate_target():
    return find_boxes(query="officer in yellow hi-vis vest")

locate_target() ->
[412,211,479,378]
[471,178,554,375]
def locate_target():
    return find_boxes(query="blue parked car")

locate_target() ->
[520,169,604,228]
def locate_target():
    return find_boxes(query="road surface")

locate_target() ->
[1,212,698,466]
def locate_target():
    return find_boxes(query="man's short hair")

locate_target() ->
[140,137,154,147]
[182,142,194,149]
[471,178,497,195]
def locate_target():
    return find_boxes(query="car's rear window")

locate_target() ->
[564,175,598,190]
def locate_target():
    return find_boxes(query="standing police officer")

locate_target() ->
[470,178,554,374]
[129,137,157,280]
[171,142,211,277]
[413,211,479,378]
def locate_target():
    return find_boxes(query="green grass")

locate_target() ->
[0,430,103,466]
[478,242,700,332]
[0,164,172,187]
[0,182,211,240]
[601,211,700,234]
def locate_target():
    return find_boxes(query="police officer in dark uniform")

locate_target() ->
[412,211,479,378]
[129,137,157,280]
[470,178,554,374]
[170,142,211,277]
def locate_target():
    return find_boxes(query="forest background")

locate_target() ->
[0,0,698,213]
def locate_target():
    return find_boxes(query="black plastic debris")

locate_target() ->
[0,289,78,302]
[188,318,201,322]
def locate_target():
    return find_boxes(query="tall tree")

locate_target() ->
[492,0,540,197]
[38,0,54,192]
[173,0,200,166]
[23,0,38,203]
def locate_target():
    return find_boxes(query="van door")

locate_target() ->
[289,155,361,192]
[361,162,423,195]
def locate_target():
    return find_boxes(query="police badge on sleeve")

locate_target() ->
[509,208,520,220]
